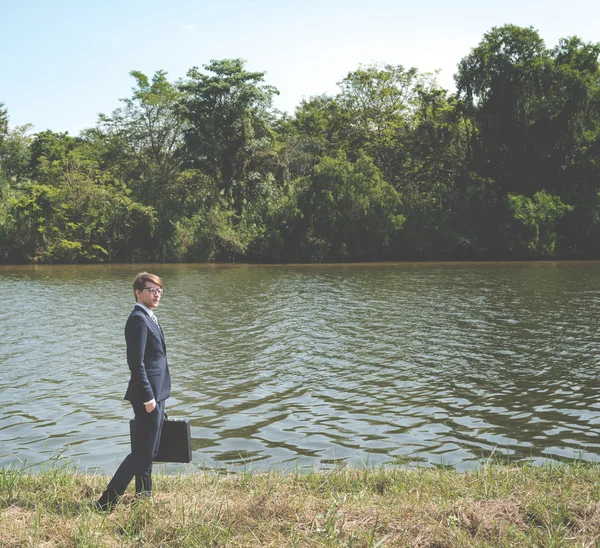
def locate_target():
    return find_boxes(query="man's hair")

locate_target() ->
[133,272,163,298]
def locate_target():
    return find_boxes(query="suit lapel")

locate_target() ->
[155,318,166,350]
[138,307,166,348]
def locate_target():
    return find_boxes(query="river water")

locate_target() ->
[1,262,599,473]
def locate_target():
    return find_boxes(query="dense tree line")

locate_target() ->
[1,25,600,263]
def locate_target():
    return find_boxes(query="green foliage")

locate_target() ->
[0,174,11,259]
[178,59,280,215]
[0,124,33,182]
[98,70,187,260]
[2,145,156,263]
[28,130,81,184]
[250,185,302,261]
[169,206,244,262]
[504,191,574,257]
[99,70,185,204]
[562,191,600,257]
[454,24,600,256]
[456,25,553,195]
[298,152,404,260]
[2,29,600,263]
[281,95,346,180]
[336,64,421,179]
[0,102,8,142]
[395,86,473,258]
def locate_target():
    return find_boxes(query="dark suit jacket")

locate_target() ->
[124,305,171,405]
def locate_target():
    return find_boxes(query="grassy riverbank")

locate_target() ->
[1,461,600,547]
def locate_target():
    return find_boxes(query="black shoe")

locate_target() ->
[95,491,118,512]
[134,490,152,503]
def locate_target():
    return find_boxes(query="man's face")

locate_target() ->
[135,281,162,310]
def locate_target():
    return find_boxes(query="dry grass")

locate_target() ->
[1,461,600,546]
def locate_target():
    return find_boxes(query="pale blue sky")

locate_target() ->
[2,0,599,134]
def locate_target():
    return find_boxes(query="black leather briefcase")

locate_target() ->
[129,413,192,463]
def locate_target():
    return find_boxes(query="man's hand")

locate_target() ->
[144,399,156,413]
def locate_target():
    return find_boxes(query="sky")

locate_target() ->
[2,0,600,135]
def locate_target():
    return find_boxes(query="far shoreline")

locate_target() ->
[2,258,600,269]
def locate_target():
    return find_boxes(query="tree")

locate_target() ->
[99,70,186,206]
[396,87,476,258]
[456,25,600,256]
[0,124,33,183]
[0,103,10,256]
[298,152,404,260]
[1,127,157,263]
[456,24,551,196]
[503,190,573,257]
[28,130,80,184]
[0,103,8,143]
[336,64,422,183]
[545,36,600,187]
[278,95,346,180]
[95,70,195,259]
[178,59,280,214]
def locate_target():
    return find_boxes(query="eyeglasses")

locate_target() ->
[142,287,163,296]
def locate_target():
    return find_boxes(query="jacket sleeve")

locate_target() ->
[126,314,154,403]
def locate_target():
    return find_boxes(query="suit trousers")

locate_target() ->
[105,399,165,498]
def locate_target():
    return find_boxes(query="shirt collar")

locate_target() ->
[135,302,155,318]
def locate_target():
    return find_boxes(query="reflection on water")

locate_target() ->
[1,262,600,473]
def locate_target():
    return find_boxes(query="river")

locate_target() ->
[1,262,599,473]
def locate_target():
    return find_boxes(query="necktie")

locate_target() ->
[151,314,160,328]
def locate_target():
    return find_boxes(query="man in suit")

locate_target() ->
[96,272,171,511]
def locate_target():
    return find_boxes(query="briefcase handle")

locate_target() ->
[164,411,170,421]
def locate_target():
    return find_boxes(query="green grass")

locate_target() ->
[1,459,600,546]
